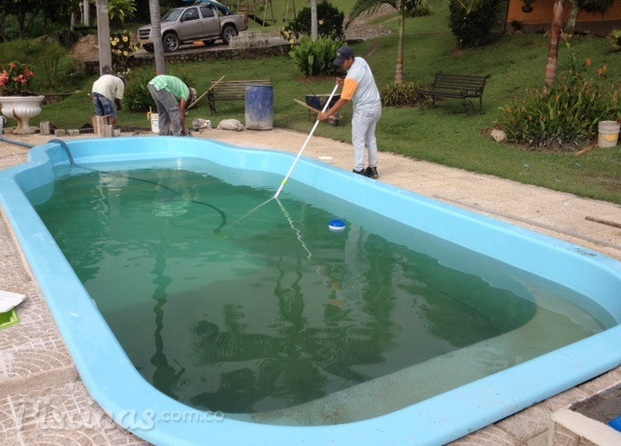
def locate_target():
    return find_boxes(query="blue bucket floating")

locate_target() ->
[328,219,346,232]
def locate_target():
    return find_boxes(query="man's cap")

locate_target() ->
[333,46,354,67]
[101,65,113,75]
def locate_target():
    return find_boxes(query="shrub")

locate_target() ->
[380,81,428,107]
[109,0,137,25]
[608,29,621,52]
[110,30,141,72]
[123,70,156,112]
[0,62,35,95]
[449,0,500,48]
[497,40,621,151]
[280,1,345,42]
[406,0,432,17]
[289,36,342,77]
[0,39,86,93]
[496,78,620,151]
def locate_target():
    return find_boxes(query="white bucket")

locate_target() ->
[150,113,159,134]
[597,120,620,148]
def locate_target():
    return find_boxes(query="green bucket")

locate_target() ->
[0,309,19,330]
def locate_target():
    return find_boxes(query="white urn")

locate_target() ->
[0,95,45,134]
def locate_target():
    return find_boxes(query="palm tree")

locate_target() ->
[95,0,112,73]
[347,0,416,85]
[544,0,564,89]
[149,0,166,74]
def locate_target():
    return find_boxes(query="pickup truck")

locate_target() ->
[138,1,248,52]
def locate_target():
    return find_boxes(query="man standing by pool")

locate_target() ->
[147,74,197,136]
[318,46,382,179]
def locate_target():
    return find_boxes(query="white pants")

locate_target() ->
[351,106,382,171]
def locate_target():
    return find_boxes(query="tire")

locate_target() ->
[163,32,180,52]
[221,25,238,45]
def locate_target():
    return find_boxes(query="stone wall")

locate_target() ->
[83,42,291,75]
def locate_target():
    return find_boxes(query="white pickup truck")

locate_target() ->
[138,1,248,52]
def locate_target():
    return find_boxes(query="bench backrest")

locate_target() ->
[432,73,489,93]
[209,80,272,99]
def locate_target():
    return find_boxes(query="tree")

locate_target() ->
[149,0,166,74]
[347,0,420,85]
[544,0,564,89]
[311,0,318,42]
[96,0,112,73]
[565,0,614,35]
[4,0,42,39]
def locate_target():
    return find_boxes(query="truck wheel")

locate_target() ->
[163,33,180,52]
[221,26,238,45]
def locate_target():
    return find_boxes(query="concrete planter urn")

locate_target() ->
[0,95,45,134]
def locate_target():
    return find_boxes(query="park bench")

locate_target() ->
[207,79,272,114]
[418,72,490,114]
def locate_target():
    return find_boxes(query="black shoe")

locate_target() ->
[365,166,379,179]
[352,168,365,175]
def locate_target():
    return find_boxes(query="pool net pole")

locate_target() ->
[274,83,339,199]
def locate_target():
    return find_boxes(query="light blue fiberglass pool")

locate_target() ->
[1,136,621,446]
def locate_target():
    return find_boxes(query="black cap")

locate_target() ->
[333,46,354,67]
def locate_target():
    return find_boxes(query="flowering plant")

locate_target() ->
[0,61,35,96]
[110,30,140,71]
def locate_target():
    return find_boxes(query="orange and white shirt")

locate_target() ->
[341,57,381,110]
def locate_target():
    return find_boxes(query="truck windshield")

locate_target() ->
[161,9,183,22]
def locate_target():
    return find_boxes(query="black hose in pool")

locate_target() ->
[46,138,228,233]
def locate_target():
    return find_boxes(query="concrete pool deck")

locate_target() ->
[1,128,620,445]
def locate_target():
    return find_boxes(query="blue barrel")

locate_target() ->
[245,84,273,130]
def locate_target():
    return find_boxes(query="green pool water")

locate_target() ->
[29,161,604,419]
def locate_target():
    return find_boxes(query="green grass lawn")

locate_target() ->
[26,1,621,204]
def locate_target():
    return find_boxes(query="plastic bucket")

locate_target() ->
[150,113,159,134]
[245,84,273,130]
[597,120,620,148]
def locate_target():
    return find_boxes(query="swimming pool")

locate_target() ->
[1,136,621,445]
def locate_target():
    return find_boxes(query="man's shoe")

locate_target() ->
[352,168,365,175]
[365,167,379,179]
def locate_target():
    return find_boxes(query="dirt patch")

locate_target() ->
[69,34,99,63]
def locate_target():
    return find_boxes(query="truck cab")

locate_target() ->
[138,1,248,52]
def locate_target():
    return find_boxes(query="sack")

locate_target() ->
[217,119,244,131]
[192,118,212,130]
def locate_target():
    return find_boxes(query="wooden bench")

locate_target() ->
[207,79,272,114]
[418,72,490,114]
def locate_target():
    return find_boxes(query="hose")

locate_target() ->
[46,138,228,233]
